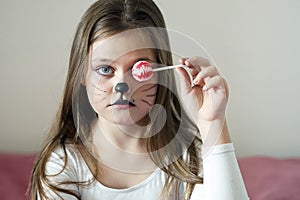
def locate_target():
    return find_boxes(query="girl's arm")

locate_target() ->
[176,57,249,199]
[202,142,249,200]
[200,121,248,199]
[190,142,249,200]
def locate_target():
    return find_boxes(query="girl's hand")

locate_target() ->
[176,57,230,142]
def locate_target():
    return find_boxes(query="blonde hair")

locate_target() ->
[30,0,203,199]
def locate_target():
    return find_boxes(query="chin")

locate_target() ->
[112,118,136,126]
[109,113,150,126]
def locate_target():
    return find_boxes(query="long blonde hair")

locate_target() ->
[30,0,203,199]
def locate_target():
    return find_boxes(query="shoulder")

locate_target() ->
[40,144,88,199]
[45,144,87,180]
[47,144,81,166]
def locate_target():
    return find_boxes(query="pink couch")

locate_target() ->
[0,153,35,200]
[238,156,300,200]
[1,153,300,200]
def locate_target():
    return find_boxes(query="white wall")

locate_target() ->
[0,0,95,153]
[1,0,299,157]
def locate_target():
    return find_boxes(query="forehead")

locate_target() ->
[91,29,155,61]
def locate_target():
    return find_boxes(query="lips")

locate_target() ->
[109,99,136,107]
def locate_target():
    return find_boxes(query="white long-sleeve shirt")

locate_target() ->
[41,143,249,199]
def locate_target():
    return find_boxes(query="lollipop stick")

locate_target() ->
[152,64,184,72]
[153,65,195,87]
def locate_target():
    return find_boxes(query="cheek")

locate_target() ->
[84,74,113,112]
[85,72,113,93]
[96,79,113,92]
[133,84,157,104]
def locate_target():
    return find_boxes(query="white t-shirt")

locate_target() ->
[41,143,249,200]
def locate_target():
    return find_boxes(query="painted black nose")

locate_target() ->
[115,82,129,94]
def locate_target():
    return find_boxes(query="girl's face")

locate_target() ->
[84,30,158,125]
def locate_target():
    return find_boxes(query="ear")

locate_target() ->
[80,71,86,86]
[81,78,86,86]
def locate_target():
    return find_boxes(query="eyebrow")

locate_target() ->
[91,58,113,63]
[91,56,156,67]
[91,57,156,65]
[132,57,156,65]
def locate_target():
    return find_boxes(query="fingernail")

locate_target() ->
[193,77,199,84]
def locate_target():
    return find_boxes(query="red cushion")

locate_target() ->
[0,153,36,200]
[238,156,300,200]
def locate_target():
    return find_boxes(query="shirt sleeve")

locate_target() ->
[37,145,80,200]
[191,143,249,200]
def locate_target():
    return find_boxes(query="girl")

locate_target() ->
[30,0,249,199]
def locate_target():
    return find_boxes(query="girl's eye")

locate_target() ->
[96,65,114,76]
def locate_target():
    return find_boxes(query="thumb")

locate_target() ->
[175,67,194,93]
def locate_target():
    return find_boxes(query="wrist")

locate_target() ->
[197,118,231,146]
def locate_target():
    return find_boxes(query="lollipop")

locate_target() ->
[132,61,154,82]
[132,60,195,86]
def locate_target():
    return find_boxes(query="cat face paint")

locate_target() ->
[84,30,158,125]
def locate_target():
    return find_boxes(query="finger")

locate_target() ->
[193,66,219,85]
[175,67,194,92]
[184,57,213,79]
[179,57,189,65]
[181,58,200,77]
[202,75,224,91]
[176,67,190,85]
[185,57,210,69]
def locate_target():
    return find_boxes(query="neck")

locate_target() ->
[93,116,149,153]
[90,117,156,173]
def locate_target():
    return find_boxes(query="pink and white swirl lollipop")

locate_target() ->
[132,60,194,86]
[132,61,154,82]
